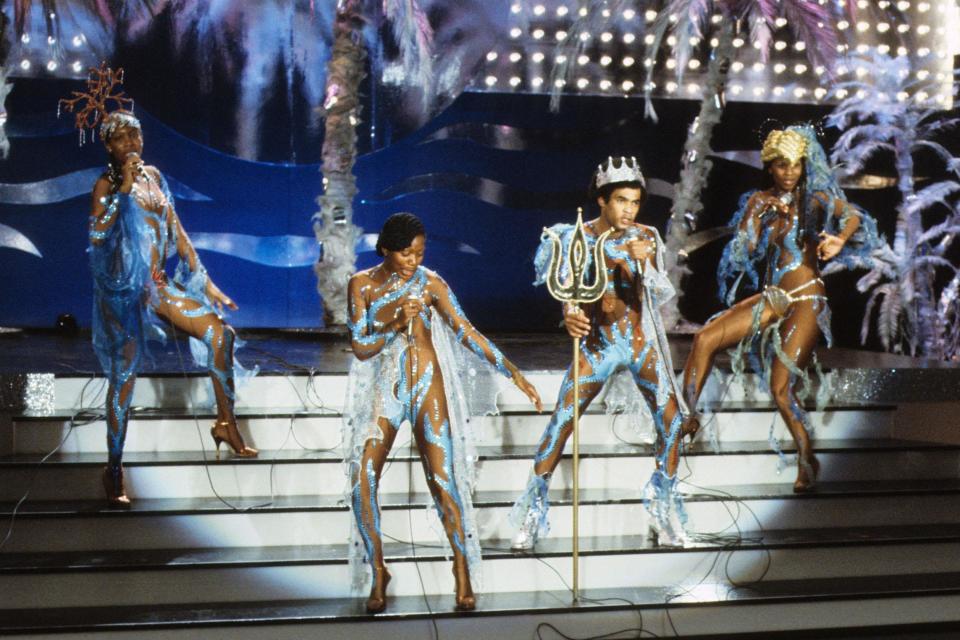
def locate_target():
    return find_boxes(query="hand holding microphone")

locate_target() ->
[118,152,146,193]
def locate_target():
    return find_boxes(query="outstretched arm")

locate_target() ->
[817,195,861,260]
[430,276,542,410]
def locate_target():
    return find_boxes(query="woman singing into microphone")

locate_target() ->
[70,67,257,506]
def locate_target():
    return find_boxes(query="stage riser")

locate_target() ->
[2,448,954,501]
[47,371,801,413]
[6,409,895,454]
[10,594,960,640]
[3,541,958,608]
[3,495,960,553]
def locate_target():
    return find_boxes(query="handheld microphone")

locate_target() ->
[759,192,794,222]
[125,152,149,180]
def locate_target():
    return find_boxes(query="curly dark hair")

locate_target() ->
[375,212,426,257]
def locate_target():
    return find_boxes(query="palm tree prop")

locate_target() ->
[827,53,960,358]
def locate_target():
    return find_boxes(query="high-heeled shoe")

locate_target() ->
[453,558,476,611]
[102,465,131,508]
[793,453,820,493]
[210,420,258,459]
[366,566,391,613]
[681,414,702,442]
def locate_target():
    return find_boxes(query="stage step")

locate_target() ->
[4,572,960,638]
[3,523,960,607]
[4,402,897,456]
[0,438,955,501]
[3,479,960,553]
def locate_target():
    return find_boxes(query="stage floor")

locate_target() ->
[0,328,949,376]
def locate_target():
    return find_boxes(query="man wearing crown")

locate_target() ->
[509,157,690,550]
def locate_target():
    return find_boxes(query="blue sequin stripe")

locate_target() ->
[771,214,804,285]
[352,458,383,572]
[200,325,235,401]
[444,285,511,377]
[90,194,121,242]
[422,412,468,555]
[107,349,138,463]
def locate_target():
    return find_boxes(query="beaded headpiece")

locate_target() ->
[595,156,646,190]
[58,62,139,145]
[760,129,808,165]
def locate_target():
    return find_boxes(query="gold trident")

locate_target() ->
[543,207,610,601]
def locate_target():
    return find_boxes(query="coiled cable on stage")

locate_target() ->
[0,376,107,551]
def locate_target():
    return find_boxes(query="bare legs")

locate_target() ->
[352,359,476,612]
[682,293,822,490]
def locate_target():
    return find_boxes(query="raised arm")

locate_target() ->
[815,192,861,261]
[88,178,123,245]
[347,275,404,361]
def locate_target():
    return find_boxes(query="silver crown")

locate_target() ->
[100,111,141,142]
[595,156,645,189]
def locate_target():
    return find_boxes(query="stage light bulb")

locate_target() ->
[622,80,635,91]
[643,58,654,68]
[578,55,589,65]
[576,78,589,89]
[602,9,611,17]
[666,58,677,69]
[688,59,701,70]
[509,76,521,87]
[580,31,590,42]
[47,35,57,45]
[21,33,30,44]
[731,84,743,94]
[710,37,719,47]
[686,83,699,94]
[774,63,786,74]
[814,87,827,99]
[667,35,677,46]
[753,86,766,96]
[72,35,83,47]
[775,17,787,27]
[557,5,569,16]
[579,7,587,16]
[623,9,636,20]
[918,1,930,10]
[753,62,765,72]
[556,30,568,41]
[896,1,909,10]
[916,90,928,101]
[510,3,521,13]
[644,34,655,45]
[733,37,744,47]
[774,41,787,51]
[897,24,909,33]
[601,32,613,42]
[486,51,498,61]
[623,33,636,44]
[666,81,678,93]
[916,69,930,80]
[509,52,521,63]
[556,55,567,64]
[533,4,545,15]
[532,52,545,63]
[600,55,612,66]
[509,27,522,39]
[47,60,58,71]
[856,21,869,32]
[917,25,930,35]
[484,75,497,86]
[815,65,825,75]
[877,22,890,32]
[794,64,807,74]
[623,56,635,67]
[793,87,806,98]
[897,46,907,56]
[645,10,657,22]
[795,41,806,51]
[878,44,890,54]
[554,78,565,88]
[532,29,544,39]
[855,44,869,53]
[20,59,31,70]
[773,86,785,96]
[837,20,849,30]
[689,36,700,47]
[532,76,544,87]
[72,60,82,73]
[600,79,612,90]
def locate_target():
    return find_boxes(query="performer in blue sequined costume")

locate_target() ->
[510,157,690,551]
[85,103,256,507]
[343,213,542,613]
[681,125,884,492]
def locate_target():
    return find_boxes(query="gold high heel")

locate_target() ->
[102,465,131,508]
[210,420,258,459]
[366,567,391,613]
[794,453,820,493]
[453,557,476,611]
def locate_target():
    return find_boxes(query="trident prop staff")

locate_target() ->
[542,208,610,601]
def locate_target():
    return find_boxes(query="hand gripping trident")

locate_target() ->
[543,208,610,601]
